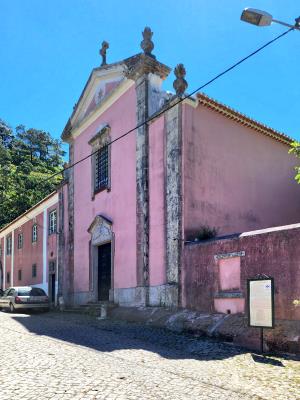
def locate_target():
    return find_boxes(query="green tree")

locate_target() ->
[289,141,300,183]
[0,120,65,229]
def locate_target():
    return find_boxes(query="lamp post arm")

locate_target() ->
[272,18,300,30]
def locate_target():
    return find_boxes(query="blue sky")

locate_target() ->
[0,0,299,146]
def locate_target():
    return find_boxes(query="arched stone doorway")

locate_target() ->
[88,215,113,302]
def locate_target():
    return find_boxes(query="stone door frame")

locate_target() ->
[0,262,3,291]
[88,215,114,302]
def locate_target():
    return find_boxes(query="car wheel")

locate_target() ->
[9,303,15,313]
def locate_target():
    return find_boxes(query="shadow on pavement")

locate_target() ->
[5,311,299,363]
[251,354,284,367]
[5,310,246,362]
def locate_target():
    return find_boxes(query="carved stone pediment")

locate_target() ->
[88,124,110,148]
[88,215,112,246]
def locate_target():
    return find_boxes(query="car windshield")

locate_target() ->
[17,288,46,296]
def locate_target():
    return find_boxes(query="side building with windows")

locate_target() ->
[0,192,59,304]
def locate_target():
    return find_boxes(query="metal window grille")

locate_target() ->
[95,145,109,191]
[6,236,12,255]
[32,225,37,242]
[17,233,23,249]
[49,210,57,235]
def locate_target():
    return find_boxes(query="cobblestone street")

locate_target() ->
[0,311,299,400]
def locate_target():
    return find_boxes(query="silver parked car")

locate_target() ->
[0,286,49,312]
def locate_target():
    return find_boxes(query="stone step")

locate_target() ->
[65,302,117,318]
[64,307,86,314]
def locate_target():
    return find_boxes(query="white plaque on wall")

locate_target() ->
[247,278,274,328]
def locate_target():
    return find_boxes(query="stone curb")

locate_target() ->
[108,306,300,354]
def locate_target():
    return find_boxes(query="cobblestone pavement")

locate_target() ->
[0,311,299,400]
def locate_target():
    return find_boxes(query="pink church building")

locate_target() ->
[58,28,300,310]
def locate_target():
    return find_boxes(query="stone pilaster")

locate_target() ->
[57,187,64,299]
[164,101,183,307]
[135,74,150,303]
[66,142,75,306]
[127,54,171,306]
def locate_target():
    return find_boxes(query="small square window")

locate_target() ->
[18,270,22,281]
[17,233,23,249]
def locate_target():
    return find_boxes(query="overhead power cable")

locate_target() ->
[41,27,294,184]
[1,26,293,242]
[2,27,294,233]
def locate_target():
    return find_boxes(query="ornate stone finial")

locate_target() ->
[173,64,188,97]
[99,41,109,66]
[140,27,155,58]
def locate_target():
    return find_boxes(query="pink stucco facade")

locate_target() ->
[149,117,166,287]
[72,86,137,296]
[60,48,300,310]
[1,36,298,324]
[183,224,300,321]
[182,102,300,238]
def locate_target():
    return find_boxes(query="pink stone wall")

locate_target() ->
[183,225,300,321]
[149,117,166,286]
[219,257,241,291]
[72,85,138,292]
[3,237,12,287]
[0,195,58,292]
[183,104,300,237]
[214,298,245,314]
[13,214,44,287]
[47,205,58,277]
[62,184,70,294]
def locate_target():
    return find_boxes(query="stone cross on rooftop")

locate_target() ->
[100,41,109,66]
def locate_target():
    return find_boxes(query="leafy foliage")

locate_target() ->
[289,141,300,183]
[0,119,65,229]
[196,225,218,241]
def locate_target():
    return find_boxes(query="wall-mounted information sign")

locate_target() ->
[247,277,274,329]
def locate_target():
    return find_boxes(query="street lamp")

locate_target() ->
[241,8,300,30]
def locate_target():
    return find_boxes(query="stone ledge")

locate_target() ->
[108,306,300,354]
[214,291,244,299]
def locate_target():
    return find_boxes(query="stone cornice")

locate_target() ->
[88,124,110,147]
[125,54,171,81]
